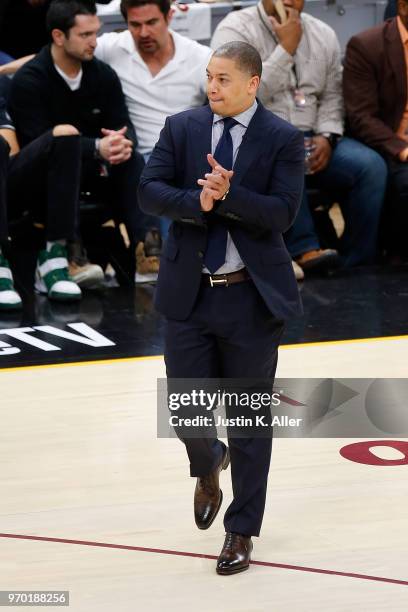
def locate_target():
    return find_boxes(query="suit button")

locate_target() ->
[198,251,204,259]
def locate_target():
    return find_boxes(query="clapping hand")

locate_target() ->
[198,153,234,212]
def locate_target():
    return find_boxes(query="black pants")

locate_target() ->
[0,130,81,243]
[385,158,408,257]
[164,279,285,537]
[0,132,156,247]
[80,152,157,247]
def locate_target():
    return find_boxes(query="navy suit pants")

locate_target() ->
[164,278,284,537]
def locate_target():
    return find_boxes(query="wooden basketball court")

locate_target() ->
[1,334,407,611]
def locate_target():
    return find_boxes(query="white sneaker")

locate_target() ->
[68,260,104,288]
[0,255,22,310]
[35,244,82,301]
[67,240,104,288]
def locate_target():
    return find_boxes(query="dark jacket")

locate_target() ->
[8,45,137,158]
[343,18,408,158]
[138,102,304,321]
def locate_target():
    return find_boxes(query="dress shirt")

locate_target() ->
[202,100,258,275]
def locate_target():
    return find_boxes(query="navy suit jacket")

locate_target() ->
[138,102,305,321]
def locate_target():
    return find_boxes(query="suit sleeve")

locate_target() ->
[216,129,305,233]
[138,117,206,226]
[343,35,407,157]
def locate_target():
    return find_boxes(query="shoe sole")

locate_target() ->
[196,448,230,531]
[134,272,158,284]
[299,253,340,272]
[70,271,105,289]
[34,278,81,302]
[0,301,22,310]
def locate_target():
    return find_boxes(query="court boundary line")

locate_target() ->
[1,334,408,373]
[0,532,407,586]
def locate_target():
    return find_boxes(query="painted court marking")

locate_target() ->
[0,533,407,587]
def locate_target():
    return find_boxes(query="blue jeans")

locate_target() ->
[143,151,170,238]
[284,137,387,267]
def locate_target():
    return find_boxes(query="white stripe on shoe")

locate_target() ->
[38,257,69,277]
[0,267,13,281]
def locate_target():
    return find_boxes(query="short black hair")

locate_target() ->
[46,0,97,37]
[120,0,171,19]
[212,41,262,79]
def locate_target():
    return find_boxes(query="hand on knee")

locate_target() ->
[52,125,79,137]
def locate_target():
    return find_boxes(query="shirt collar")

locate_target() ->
[213,99,258,128]
[397,16,408,46]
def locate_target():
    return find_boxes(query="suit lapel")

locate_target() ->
[231,103,269,185]
[188,106,213,179]
[187,102,269,183]
[385,19,407,111]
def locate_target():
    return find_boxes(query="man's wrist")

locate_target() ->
[319,132,340,149]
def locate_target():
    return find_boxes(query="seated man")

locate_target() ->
[95,0,212,160]
[211,0,388,273]
[0,93,85,307]
[343,0,408,260]
[8,0,159,284]
[94,0,212,238]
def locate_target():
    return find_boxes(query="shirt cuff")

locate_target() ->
[268,44,295,68]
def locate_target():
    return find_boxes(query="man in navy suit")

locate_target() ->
[139,41,304,575]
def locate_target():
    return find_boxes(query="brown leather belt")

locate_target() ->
[202,268,251,287]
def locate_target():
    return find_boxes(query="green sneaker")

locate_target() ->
[35,243,81,301]
[0,254,22,310]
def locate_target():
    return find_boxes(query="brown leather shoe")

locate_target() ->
[194,446,230,530]
[295,248,339,271]
[216,532,253,575]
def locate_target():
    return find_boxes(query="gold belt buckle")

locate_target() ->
[209,274,229,287]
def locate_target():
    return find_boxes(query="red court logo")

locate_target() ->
[340,441,408,466]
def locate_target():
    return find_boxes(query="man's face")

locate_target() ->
[206,56,259,117]
[398,0,408,29]
[61,14,101,61]
[263,0,304,17]
[127,5,171,55]
[281,0,304,14]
